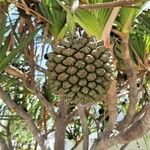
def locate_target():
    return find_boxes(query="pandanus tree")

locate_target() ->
[0,0,150,150]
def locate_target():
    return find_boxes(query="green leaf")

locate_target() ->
[0,28,40,73]
[67,12,76,35]
[74,10,101,39]
[38,1,52,22]
[89,0,112,33]
[0,34,10,62]
[56,23,68,41]
[44,0,66,38]
[119,7,140,33]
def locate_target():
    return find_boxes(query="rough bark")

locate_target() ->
[101,0,119,131]
[54,100,67,150]
[78,103,89,150]
[0,87,49,150]
[107,79,117,129]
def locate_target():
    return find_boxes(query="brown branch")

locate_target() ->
[91,104,150,150]
[4,66,28,79]
[117,35,138,130]
[102,3,121,47]
[79,0,141,10]
[78,103,89,150]
[21,0,30,15]
[107,79,117,129]
[102,5,119,129]
[54,100,68,150]
[0,87,49,150]
[115,105,150,143]
[14,2,51,23]
[4,66,56,118]
[67,103,92,123]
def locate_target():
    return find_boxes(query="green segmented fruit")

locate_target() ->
[46,34,113,103]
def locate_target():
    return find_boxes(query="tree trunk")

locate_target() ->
[78,103,89,150]
[54,100,67,150]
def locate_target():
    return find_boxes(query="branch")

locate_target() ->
[5,66,28,79]
[91,104,150,150]
[102,4,119,129]
[117,35,138,130]
[4,66,56,118]
[54,100,68,150]
[99,4,120,132]
[107,79,117,129]
[102,3,121,47]
[0,87,49,150]
[78,103,89,150]
[79,0,142,10]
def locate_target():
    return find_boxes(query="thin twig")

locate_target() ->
[79,0,142,10]
[14,2,51,23]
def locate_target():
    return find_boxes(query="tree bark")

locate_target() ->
[54,100,67,150]
[117,35,138,130]
[101,1,119,132]
[78,103,89,150]
[107,79,117,129]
